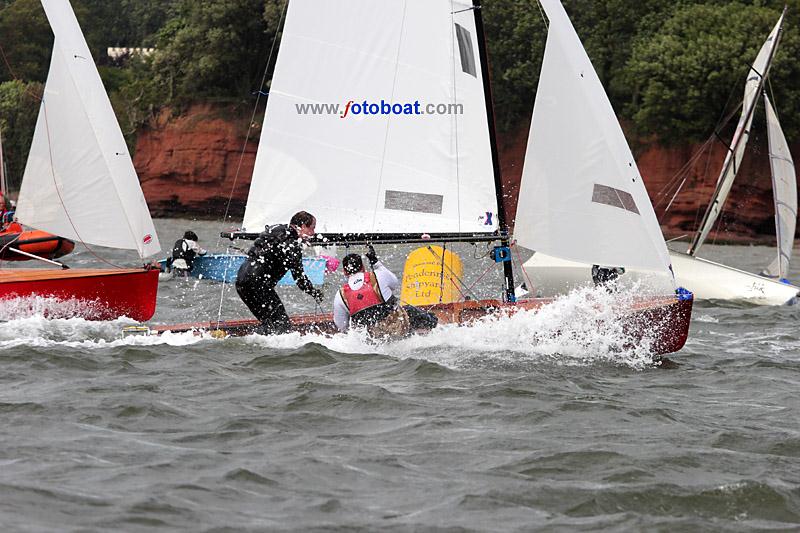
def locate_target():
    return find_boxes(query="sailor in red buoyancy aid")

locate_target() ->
[333,246,438,337]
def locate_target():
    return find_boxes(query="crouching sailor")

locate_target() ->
[334,246,437,338]
[236,211,324,335]
[169,230,207,277]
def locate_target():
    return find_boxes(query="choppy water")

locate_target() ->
[0,219,798,531]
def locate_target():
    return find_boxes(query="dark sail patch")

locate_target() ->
[592,184,640,214]
[455,24,477,77]
[384,190,444,214]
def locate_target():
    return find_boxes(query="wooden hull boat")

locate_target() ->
[0,268,159,321]
[0,222,75,261]
[145,294,693,356]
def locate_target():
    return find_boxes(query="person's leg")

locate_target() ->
[403,305,438,330]
[261,287,291,334]
[236,281,272,323]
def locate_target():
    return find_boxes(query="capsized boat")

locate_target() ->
[0,0,161,322]
[525,8,800,306]
[152,0,692,355]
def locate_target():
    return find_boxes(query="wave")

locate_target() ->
[243,285,665,370]
[0,285,668,369]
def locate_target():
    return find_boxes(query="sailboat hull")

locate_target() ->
[523,251,800,306]
[145,295,692,356]
[0,268,159,321]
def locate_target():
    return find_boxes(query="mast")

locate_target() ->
[472,0,516,302]
[688,7,786,256]
[0,126,6,200]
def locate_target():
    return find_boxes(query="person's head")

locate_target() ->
[290,211,316,239]
[184,230,199,241]
[342,253,364,276]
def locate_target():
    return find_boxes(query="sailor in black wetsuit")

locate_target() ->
[168,230,207,277]
[235,211,324,335]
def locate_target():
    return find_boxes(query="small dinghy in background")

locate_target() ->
[0,222,75,261]
[0,0,161,322]
[157,253,327,285]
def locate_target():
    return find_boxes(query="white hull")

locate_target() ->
[522,252,800,306]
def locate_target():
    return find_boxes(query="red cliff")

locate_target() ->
[134,104,259,220]
[135,105,796,243]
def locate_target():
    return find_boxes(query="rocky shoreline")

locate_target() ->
[134,104,797,244]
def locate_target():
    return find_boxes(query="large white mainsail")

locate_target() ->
[764,95,797,279]
[15,0,160,258]
[243,0,497,235]
[514,0,672,280]
[689,12,785,256]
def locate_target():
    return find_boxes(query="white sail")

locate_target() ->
[764,95,797,279]
[15,0,160,258]
[513,0,672,279]
[690,13,784,255]
[243,0,497,235]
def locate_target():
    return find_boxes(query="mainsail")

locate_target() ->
[688,12,785,256]
[513,0,673,279]
[242,0,498,236]
[764,95,797,279]
[15,0,160,258]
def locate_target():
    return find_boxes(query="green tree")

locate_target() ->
[482,0,677,132]
[0,0,52,83]
[623,2,800,142]
[0,80,42,191]
[149,0,277,102]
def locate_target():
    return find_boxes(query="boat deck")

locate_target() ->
[0,268,149,283]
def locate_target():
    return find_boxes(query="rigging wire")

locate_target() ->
[369,0,409,230]
[217,0,289,234]
[511,242,534,295]
[424,244,480,302]
[449,3,463,234]
[214,0,289,327]
[532,0,548,29]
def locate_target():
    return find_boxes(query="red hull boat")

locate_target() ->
[0,222,75,261]
[0,268,159,322]
[148,294,693,356]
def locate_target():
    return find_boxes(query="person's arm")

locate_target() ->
[188,241,207,255]
[288,243,323,301]
[333,291,349,332]
[373,262,400,294]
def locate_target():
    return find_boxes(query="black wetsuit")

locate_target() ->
[170,239,197,271]
[235,224,321,334]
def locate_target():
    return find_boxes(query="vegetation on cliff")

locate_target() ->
[0,0,797,190]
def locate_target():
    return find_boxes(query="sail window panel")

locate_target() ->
[591,184,640,215]
[384,190,444,214]
[454,24,477,77]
